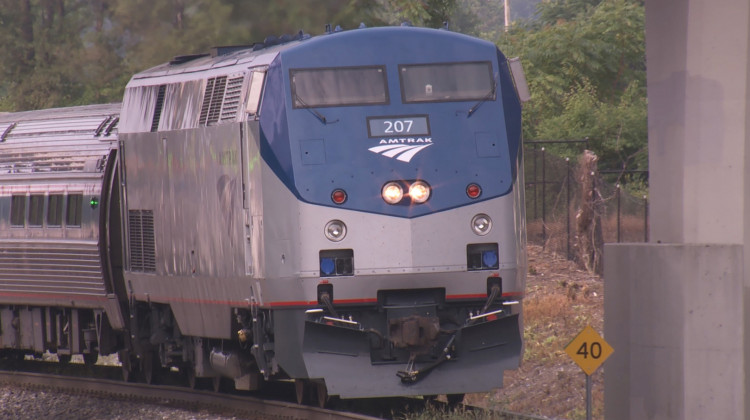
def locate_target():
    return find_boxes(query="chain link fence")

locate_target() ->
[524,141,649,261]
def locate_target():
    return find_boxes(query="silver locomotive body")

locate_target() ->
[117,27,526,398]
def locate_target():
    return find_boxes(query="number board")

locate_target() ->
[367,115,430,138]
[564,325,614,376]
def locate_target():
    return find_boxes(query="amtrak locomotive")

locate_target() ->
[0,25,527,405]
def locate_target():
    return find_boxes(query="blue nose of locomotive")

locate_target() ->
[258,26,522,219]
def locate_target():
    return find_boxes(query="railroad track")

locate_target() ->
[0,360,550,420]
[0,369,379,420]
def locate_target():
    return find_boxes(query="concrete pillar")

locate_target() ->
[604,1,750,419]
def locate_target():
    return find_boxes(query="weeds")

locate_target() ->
[395,404,506,420]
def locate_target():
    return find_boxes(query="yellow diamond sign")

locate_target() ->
[565,325,614,376]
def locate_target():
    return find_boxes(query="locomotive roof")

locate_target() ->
[126,26,494,87]
[126,33,298,87]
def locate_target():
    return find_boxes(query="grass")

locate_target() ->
[393,404,506,420]
[523,294,577,363]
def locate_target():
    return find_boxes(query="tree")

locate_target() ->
[535,0,602,25]
[377,0,456,28]
[111,0,249,77]
[226,0,383,41]
[0,0,385,111]
[0,0,90,109]
[496,0,647,182]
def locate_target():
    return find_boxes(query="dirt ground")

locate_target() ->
[467,244,605,420]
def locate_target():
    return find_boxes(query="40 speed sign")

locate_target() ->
[565,325,614,376]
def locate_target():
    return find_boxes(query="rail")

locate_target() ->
[0,370,377,420]
[0,360,553,420]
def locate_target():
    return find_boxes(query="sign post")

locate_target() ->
[565,325,614,420]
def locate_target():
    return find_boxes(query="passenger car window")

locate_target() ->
[28,195,44,227]
[66,194,83,227]
[290,66,388,108]
[399,61,494,103]
[48,194,63,226]
[10,195,25,227]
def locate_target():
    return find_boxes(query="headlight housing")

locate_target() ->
[471,213,492,235]
[408,181,431,204]
[382,182,404,204]
[324,220,347,242]
[382,180,432,204]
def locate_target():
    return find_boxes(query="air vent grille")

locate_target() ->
[220,76,245,123]
[199,76,227,126]
[150,85,166,132]
[198,78,215,125]
[128,210,156,272]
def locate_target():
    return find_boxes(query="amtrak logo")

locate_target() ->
[368,138,433,163]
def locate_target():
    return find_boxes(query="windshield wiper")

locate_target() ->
[467,81,497,118]
[294,93,338,125]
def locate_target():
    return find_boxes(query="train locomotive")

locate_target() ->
[0,25,527,404]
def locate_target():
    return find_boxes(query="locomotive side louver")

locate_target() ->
[220,76,244,122]
[199,76,227,126]
[198,77,215,125]
[150,85,166,132]
[128,210,156,272]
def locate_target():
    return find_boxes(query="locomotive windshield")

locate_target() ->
[399,61,494,103]
[291,66,388,108]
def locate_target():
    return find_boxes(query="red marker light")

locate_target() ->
[331,189,347,204]
[466,183,482,199]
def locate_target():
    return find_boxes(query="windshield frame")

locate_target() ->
[289,65,390,109]
[398,61,495,104]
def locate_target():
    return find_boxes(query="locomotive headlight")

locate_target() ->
[408,181,431,204]
[382,182,404,204]
[324,220,347,242]
[471,213,492,235]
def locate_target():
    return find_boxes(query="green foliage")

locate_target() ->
[112,0,245,75]
[378,0,455,28]
[0,0,91,109]
[228,0,383,42]
[535,0,603,24]
[376,0,515,35]
[0,0,384,111]
[496,0,647,178]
